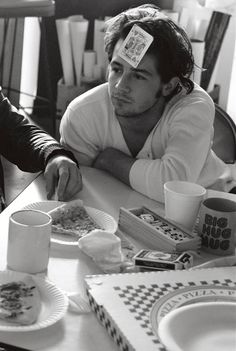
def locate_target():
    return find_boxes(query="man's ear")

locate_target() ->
[162,77,180,97]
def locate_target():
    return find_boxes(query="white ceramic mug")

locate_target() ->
[7,210,52,274]
[164,181,206,230]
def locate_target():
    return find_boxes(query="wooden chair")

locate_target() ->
[212,103,236,164]
[0,0,54,17]
[0,0,56,135]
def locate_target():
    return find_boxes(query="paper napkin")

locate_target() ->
[78,230,124,273]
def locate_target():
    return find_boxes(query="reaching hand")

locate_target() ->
[44,155,82,201]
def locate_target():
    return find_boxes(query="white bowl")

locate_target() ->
[158,301,236,351]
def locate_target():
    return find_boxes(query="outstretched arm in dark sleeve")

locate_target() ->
[0,91,82,200]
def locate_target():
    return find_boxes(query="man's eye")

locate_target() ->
[134,73,145,80]
[111,66,121,74]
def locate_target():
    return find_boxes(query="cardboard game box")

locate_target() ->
[85,267,236,351]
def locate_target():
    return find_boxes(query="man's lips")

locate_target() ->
[112,94,132,103]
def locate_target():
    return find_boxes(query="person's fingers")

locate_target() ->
[44,168,57,200]
[57,167,70,201]
[44,157,82,201]
[58,167,83,201]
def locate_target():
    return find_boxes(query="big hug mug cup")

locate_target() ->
[198,197,236,256]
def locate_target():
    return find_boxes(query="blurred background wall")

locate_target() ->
[35,0,173,118]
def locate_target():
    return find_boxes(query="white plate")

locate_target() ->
[150,285,236,335]
[158,301,236,351]
[23,201,117,248]
[0,270,68,331]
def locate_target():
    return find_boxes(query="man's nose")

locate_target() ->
[115,74,131,92]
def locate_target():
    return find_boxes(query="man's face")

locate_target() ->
[108,39,163,117]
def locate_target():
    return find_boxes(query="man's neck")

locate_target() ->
[116,97,166,157]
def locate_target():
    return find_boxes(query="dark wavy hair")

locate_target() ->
[104,4,194,94]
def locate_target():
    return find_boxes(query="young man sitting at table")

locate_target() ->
[0,87,82,212]
[60,4,236,203]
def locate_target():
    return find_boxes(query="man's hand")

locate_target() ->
[44,155,82,201]
[93,147,135,185]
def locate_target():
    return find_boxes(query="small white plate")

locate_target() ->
[158,301,236,351]
[23,201,117,248]
[0,270,68,332]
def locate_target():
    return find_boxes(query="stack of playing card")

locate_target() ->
[118,206,201,252]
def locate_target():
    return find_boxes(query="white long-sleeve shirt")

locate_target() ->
[60,82,235,202]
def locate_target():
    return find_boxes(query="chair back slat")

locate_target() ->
[0,0,55,18]
[213,103,236,164]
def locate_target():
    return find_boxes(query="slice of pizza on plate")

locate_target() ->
[0,275,41,325]
[48,199,103,239]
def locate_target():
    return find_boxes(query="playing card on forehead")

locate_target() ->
[118,24,153,68]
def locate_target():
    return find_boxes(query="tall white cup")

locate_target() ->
[164,181,206,230]
[7,210,52,274]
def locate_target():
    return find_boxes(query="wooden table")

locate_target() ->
[0,166,235,350]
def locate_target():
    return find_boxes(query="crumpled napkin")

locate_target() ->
[190,255,236,270]
[78,229,124,273]
[67,292,91,314]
